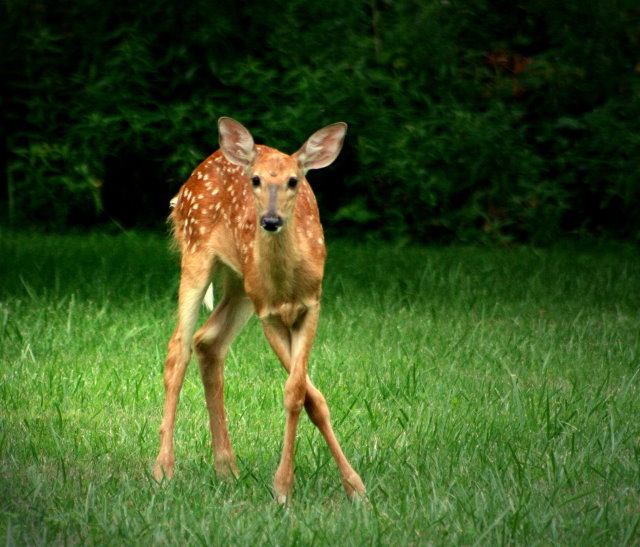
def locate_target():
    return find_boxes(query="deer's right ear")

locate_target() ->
[218,117,256,169]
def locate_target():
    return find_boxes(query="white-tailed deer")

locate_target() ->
[154,117,366,503]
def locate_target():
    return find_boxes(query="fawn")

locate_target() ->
[154,117,366,502]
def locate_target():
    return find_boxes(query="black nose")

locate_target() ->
[260,215,283,232]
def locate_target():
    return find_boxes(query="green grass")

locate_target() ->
[1,230,639,545]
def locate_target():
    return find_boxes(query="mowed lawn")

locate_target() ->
[1,231,638,545]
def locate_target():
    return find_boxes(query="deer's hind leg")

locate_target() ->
[155,252,214,482]
[193,271,252,479]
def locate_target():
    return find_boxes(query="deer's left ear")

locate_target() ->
[294,122,347,175]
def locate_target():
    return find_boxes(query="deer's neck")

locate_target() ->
[253,220,301,298]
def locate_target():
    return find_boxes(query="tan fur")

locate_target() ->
[154,119,365,503]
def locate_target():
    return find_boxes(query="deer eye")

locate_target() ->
[251,175,261,187]
[287,177,298,189]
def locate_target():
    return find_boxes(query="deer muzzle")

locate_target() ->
[260,184,284,232]
[260,215,284,232]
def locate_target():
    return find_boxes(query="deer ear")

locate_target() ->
[218,117,256,169]
[294,122,347,174]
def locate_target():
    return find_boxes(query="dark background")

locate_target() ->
[2,0,639,243]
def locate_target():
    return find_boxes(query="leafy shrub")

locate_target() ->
[2,0,639,241]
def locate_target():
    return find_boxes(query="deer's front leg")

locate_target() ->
[263,305,319,503]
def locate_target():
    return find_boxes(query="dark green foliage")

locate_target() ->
[2,0,639,241]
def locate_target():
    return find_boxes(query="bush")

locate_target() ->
[2,0,639,241]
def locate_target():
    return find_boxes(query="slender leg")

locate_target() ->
[193,276,252,479]
[263,307,365,502]
[303,382,366,499]
[154,259,211,481]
